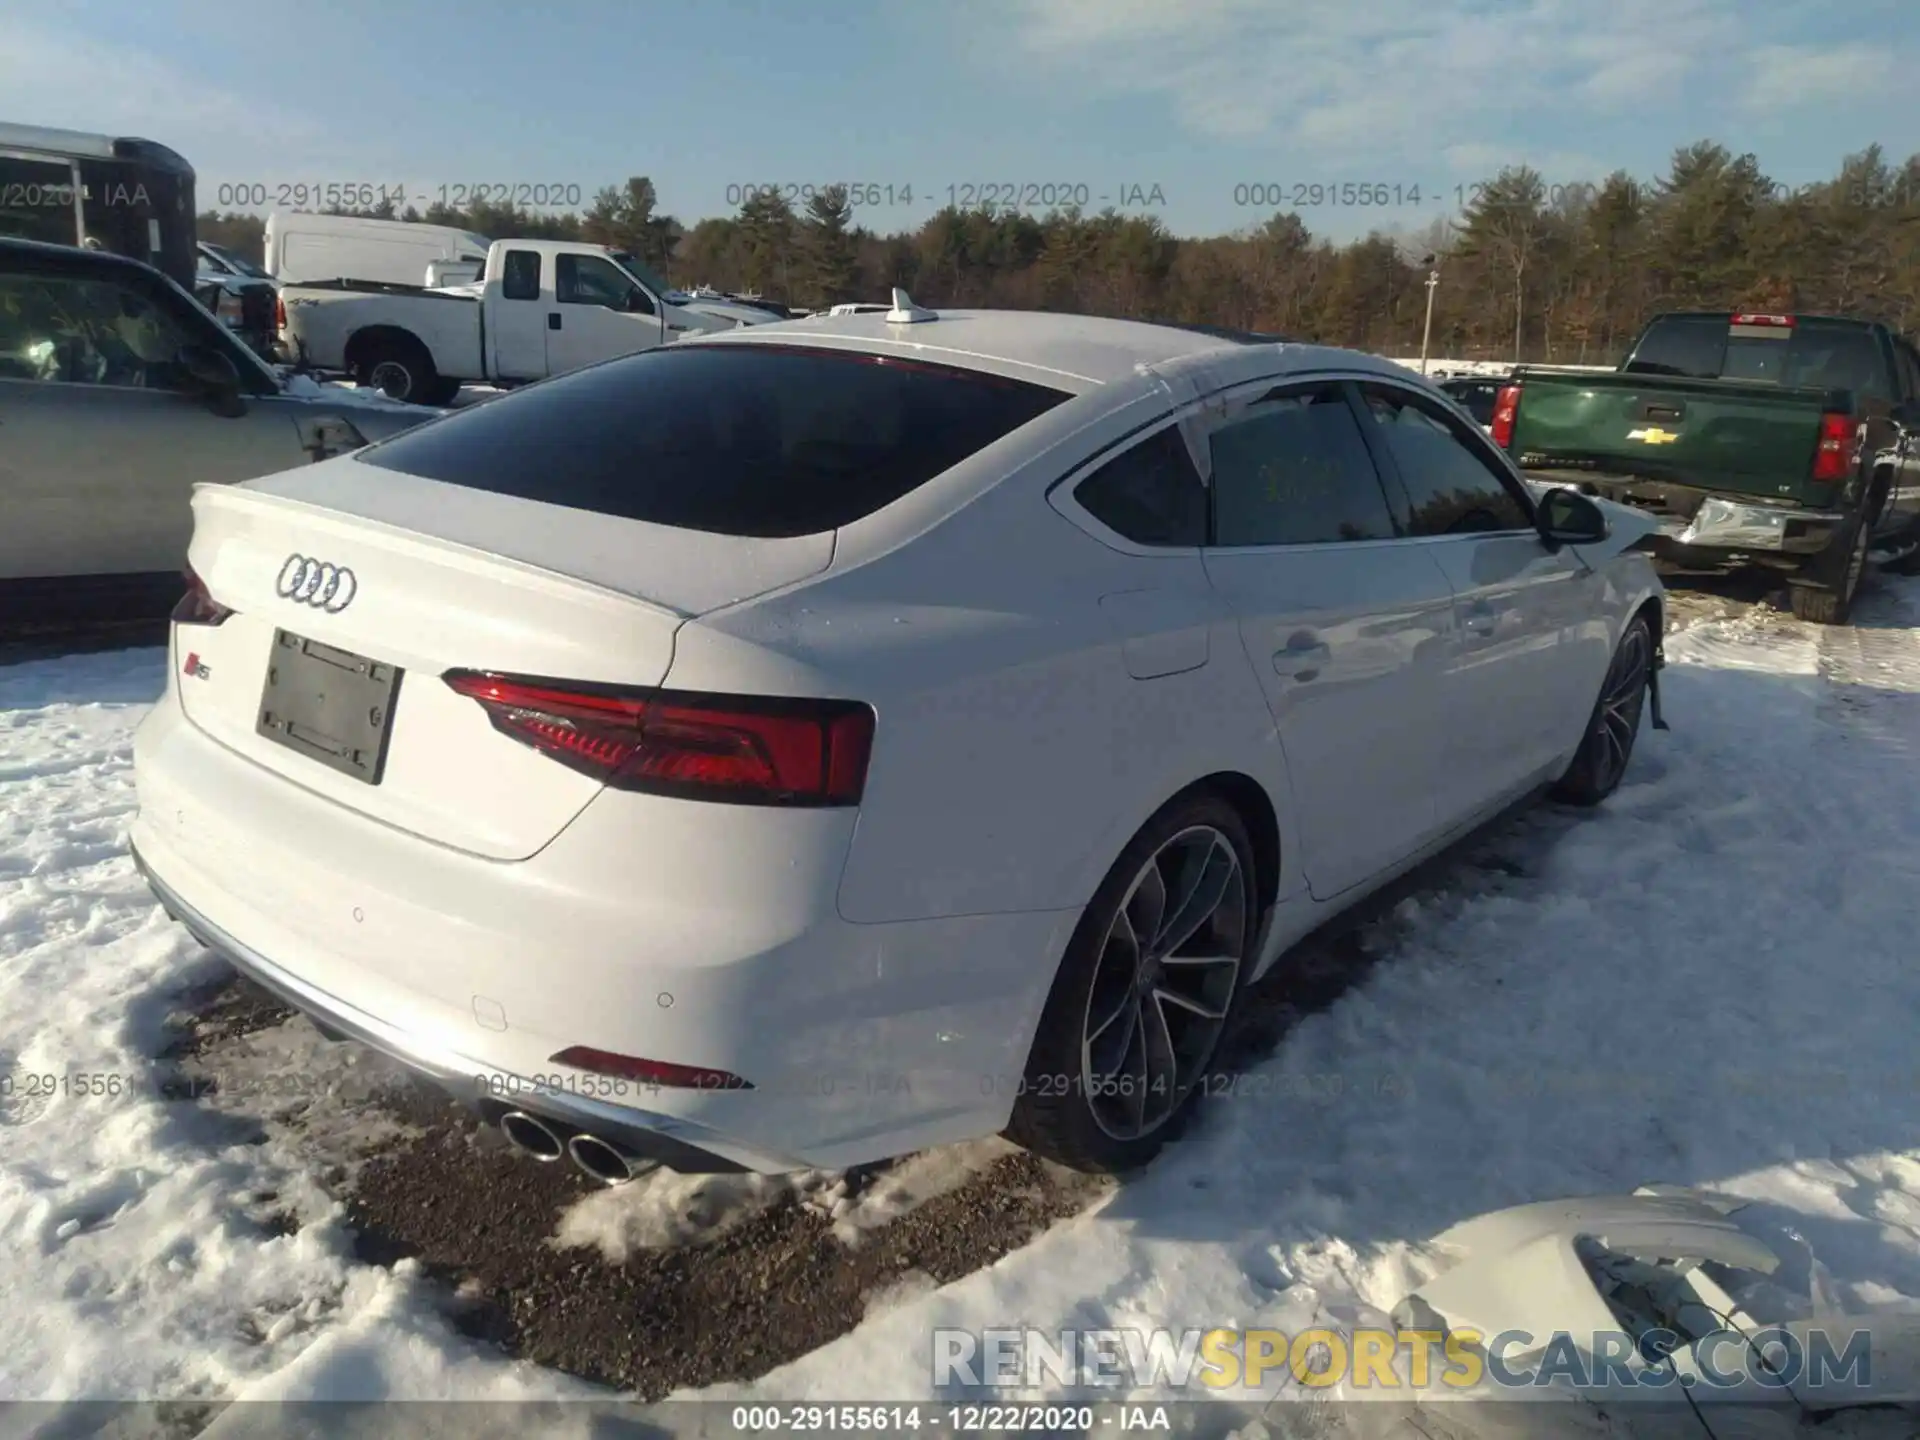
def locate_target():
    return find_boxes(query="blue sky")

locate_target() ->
[5,0,1918,244]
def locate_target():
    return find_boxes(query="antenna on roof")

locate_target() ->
[886,288,937,324]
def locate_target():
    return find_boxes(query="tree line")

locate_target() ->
[197,141,1920,363]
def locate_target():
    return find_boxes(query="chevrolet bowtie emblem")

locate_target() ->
[1627,426,1680,445]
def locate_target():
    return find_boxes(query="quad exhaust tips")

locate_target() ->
[495,1110,650,1185]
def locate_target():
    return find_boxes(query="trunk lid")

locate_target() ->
[174,460,833,861]
[1506,368,1839,506]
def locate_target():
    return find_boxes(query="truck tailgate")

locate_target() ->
[1508,369,1836,504]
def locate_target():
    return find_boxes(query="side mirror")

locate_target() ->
[177,343,246,417]
[625,288,656,316]
[1537,486,1610,547]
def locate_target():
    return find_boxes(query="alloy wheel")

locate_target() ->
[368,360,414,399]
[1583,623,1652,794]
[1079,825,1245,1141]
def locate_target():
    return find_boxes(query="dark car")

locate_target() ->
[1437,375,1507,428]
[196,241,279,360]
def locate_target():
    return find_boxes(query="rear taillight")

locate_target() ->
[442,671,875,806]
[1730,313,1795,327]
[1812,411,1855,483]
[171,566,233,627]
[274,293,287,331]
[1490,384,1521,449]
[549,1046,752,1091]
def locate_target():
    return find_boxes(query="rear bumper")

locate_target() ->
[130,693,1072,1173]
[1656,496,1839,556]
[132,841,770,1172]
[1530,473,1840,561]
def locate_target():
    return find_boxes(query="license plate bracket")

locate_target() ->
[256,629,403,785]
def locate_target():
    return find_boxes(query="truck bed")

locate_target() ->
[281,277,477,301]
[278,277,486,385]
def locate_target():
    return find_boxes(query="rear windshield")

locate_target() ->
[357,343,1072,537]
[1624,316,1890,399]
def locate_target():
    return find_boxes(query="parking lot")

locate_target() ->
[6,563,1919,1409]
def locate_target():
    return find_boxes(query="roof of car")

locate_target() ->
[689,306,1411,393]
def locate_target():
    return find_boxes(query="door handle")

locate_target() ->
[1272,639,1331,681]
[548,313,562,331]
[1461,600,1499,636]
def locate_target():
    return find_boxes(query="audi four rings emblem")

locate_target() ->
[275,554,358,612]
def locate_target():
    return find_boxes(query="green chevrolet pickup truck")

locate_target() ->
[1490,312,1920,623]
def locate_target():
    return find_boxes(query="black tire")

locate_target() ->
[1551,613,1654,807]
[1006,792,1258,1174]
[1788,514,1871,625]
[421,376,463,407]
[353,336,440,404]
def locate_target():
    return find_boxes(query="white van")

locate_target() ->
[264,212,493,287]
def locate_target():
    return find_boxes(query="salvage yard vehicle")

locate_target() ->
[1437,373,1507,430]
[130,297,1665,1184]
[277,238,779,403]
[0,121,198,290]
[0,237,436,627]
[264,211,494,289]
[1492,311,1920,624]
[194,242,277,361]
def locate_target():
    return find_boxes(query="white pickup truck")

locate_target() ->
[277,239,780,404]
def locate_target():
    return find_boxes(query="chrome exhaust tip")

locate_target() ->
[567,1132,638,1186]
[499,1110,564,1162]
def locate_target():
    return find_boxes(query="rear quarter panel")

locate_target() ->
[668,414,1298,927]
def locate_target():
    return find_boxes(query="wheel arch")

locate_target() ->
[343,324,430,371]
[1124,771,1283,920]
[1631,590,1664,650]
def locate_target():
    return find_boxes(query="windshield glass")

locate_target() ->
[202,243,268,279]
[610,251,675,294]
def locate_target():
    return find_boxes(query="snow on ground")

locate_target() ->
[1384,357,1619,377]
[4,578,1920,1425]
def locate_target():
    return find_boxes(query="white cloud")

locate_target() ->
[1740,43,1896,108]
[0,19,368,179]
[984,0,1913,175]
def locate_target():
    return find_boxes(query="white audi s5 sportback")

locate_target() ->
[131,294,1665,1181]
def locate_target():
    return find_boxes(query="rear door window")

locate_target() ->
[1206,384,1398,547]
[357,343,1072,536]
